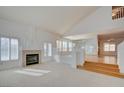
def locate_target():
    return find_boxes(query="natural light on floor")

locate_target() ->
[14,69,51,76]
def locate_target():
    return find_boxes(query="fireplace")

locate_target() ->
[26,54,39,65]
[22,50,41,67]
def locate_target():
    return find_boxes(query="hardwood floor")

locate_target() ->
[77,56,124,78]
[85,55,117,65]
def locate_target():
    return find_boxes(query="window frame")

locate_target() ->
[10,38,19,60]
[48,43,52,57]
[0,37,10,61]
[0,35,19,62]
[56,40,74,52]
[104,43,116,52]
[43,42,52,57]
[68,42,73,52]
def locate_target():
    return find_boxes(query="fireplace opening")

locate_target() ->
[26,54,39,65]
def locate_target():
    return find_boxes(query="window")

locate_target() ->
[43,43,52,57]
[43,43,47,56]
[62,41,67,51]
[0,37,19,61]
[85,45,94,55]
[1,38,10,61]
[68,42,72,51]
[11,39,19,60]
[48,43,52,56]
[109,44,116,51]
[104,43,109,51]
[56,40,62,52]
[104,43,116,52]
[56,40,74,52]
[56,40,59,51]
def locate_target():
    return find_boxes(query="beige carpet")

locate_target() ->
[0,62,124,87]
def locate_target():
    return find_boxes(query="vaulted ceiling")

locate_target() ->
[0,6,99,35]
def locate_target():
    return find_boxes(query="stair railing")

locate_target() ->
[112,6,124,20]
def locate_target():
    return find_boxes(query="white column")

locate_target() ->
[74,40,85,66]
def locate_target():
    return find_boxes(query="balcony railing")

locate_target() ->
[112,6,124,20]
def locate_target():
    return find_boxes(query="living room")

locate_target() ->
[0,4,124,90]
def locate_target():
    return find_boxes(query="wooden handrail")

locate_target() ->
[112,6,124,20]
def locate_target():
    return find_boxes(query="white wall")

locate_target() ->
[65,6,124,36]
[118,41,124,73]
[0,19,60,70]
